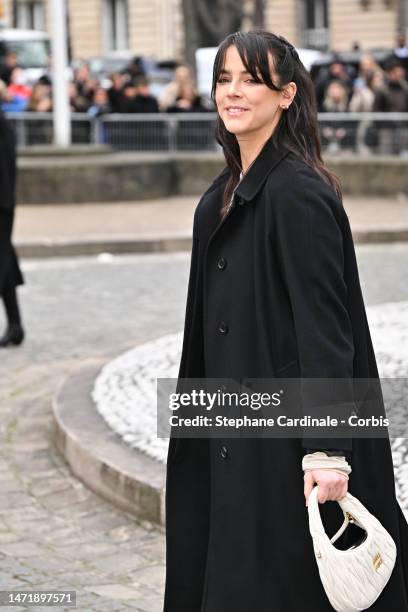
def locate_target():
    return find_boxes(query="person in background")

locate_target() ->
[0,51,18,86]
[314,58,354,112]
[124,56,146,82]
[353,53,383,89]
[373,56,408,154]
[68,81,90,112]
[320,80,352,152]
[87,87,111,117]
[26,81,53,112]
[373,56,408,112]
[349,70,384,112]
[120,76,159,113]
[159,63,195,111]
[0,109,25,347]
[165,81,213,113]
[73,61,96,105]
[0,78,12,107]
[349,71,385,153]
[3,67,32,112]
[394,32,408,60]
[321,79,350,112]
[107,72,126,113]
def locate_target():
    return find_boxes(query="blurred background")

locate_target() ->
[1,0,408,153]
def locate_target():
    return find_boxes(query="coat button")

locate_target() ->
[218,321,229,334]
[220,445,228,459]
[217,257,227,270]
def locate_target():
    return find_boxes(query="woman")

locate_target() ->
[0,110,25,347]
[164,31,408,611]
[159,63,195,112]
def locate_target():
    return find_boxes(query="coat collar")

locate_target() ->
[233,138,290,204]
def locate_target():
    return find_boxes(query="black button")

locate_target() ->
[218,321,229,334]
[220,445,228,459]
[217,257,227,270]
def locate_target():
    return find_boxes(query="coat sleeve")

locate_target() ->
[0,115,16,211]
[271,165,355,456]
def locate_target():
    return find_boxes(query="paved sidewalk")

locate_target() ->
[13,194,408,258]
[1,247,408,610]
[0,253,193,612]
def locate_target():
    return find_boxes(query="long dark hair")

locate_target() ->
[210,30,341,218]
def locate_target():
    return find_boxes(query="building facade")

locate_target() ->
[0,0,406,60]
[0,0,185,60]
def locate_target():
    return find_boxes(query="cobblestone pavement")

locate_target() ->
[0,245,408,611]
[0,252,190,612]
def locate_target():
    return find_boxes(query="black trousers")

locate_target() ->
[0,208,24,325]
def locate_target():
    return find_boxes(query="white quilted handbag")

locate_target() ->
[307,485,397,611]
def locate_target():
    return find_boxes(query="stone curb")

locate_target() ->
[17,227,408,259]
[16,234,193,258]
[52,360,166,526]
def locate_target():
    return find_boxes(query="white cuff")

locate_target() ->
[302,451,352,477]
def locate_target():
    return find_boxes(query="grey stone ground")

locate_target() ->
[0,245,408,611]
[0,252,190,612]
[11,195,408,259]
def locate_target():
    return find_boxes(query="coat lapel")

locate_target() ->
[234,138,290,204]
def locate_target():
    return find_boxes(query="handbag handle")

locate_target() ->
[308,485,365,543]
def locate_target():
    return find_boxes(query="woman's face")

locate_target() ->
[327,81,346,102]
[215,45,293,138]
[360,54,375,73]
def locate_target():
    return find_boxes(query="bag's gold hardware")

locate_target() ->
[373,552,383,571]
[346,512,354,522]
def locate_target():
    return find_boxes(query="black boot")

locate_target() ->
[0,323,24,347]
[0,286,25,348]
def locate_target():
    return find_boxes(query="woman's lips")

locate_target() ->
[226,107,248,117]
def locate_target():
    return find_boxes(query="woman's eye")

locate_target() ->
[217,78,258,84]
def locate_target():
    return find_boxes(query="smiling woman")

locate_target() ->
[215,46,293,152]
[163,29,408,612]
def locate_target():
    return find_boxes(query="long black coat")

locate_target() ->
[164,138,408,611]
[0,112,24,293]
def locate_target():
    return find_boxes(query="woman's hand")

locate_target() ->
[304,469,348,506]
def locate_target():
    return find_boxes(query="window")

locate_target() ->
[301,0,329,50]
[16,0,45,31]
[103,0,129,52]
[304,0,328,30]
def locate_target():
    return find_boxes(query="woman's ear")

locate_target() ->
[282,81,297,107]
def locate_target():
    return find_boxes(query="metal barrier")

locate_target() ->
[6,111,408,155]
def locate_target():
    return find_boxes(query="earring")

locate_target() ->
[281,104,289,110]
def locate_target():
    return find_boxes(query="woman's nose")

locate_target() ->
[226,82,243,96]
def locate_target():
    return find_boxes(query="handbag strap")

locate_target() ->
[308,485,363,542]
[330,514,351,543]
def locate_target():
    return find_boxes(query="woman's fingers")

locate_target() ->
[317,483,331,504]
[304,469,349,505]
[303,471,315,507]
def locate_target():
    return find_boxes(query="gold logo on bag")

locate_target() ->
[373,552,383,571]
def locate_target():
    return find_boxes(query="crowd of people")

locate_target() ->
[2,43,408,153]
[315,54,408,114]
[1,44,408,117]
[0,52,214,116]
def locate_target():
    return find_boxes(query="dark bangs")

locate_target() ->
[210,31,293,101]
